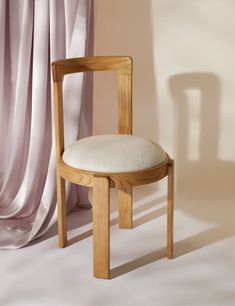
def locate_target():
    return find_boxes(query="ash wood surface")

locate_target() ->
[109,158,169,188]
[93,176,110,279]
[53,81,64,159]
[118,187,133,228]
[57,175,67,248]
[118,74,132,134]
[58,159,93,187]
[54,80,67,248]
[167,159,174,258]
[52,56,132,82]
[58,157,169,188]
[52,56,175,279]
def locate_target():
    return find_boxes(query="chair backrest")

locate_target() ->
[52,56,133,159]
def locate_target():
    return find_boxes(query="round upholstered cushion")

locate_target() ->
[62,134,167,173]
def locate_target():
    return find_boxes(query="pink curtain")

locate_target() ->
[0,0,94,249]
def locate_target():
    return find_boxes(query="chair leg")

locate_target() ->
[93,176,110,279]
[118,187,133,229]
[167,159,174,258]
[57,175,67,248]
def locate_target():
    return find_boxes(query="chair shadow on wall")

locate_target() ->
[112,72,235,277]
[168,72,235,257]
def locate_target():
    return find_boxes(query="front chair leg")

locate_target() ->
[118,187,132,228]
[93,176,110,279]
[167,159,174,258]
[57,175,67,248]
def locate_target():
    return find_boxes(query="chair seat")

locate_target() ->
[62,134,167,173]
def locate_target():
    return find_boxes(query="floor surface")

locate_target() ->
[1,181,235,306]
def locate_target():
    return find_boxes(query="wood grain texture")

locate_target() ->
[167,159,174,258]
[58,159,93,187]
[56,175,67,248]
[92,176,110,279]
[118,74,132,134]
[118,187,132,228]
[53,82,64,159]
[109,158,169,188]
[58,156,169,188]
[54,80,67,248]
[52,56,132,82]
[52,56,175,278]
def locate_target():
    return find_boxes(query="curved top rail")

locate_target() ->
[52,56,132,82]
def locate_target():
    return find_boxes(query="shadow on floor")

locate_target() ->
[110,248,166,279]
[30,194,166,247]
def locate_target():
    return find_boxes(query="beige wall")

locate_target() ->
[94,0,235,194]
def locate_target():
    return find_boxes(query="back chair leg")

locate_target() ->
[167,159,174,258]
[93,176,110,279]
[57,175,67,248]
[118,187,133,229]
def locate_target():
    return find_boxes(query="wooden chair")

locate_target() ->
[52,56,174,279]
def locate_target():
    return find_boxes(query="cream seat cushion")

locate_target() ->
[62,134,167,173]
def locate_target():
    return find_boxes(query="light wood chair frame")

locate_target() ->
[52,56,174,279]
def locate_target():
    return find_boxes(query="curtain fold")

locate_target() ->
[0,0,94,249]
